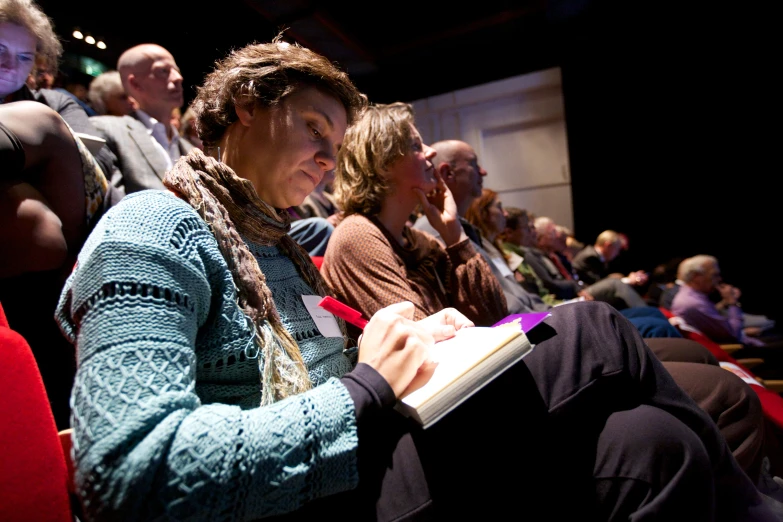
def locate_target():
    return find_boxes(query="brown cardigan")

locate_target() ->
[322,214,508,334]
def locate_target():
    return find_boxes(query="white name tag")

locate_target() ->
[301,295,343,337]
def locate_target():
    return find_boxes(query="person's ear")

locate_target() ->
[234,98,256,127]
[127,74,140,93]
[437,162,453,181]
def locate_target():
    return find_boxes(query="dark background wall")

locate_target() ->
[556,2,781,322]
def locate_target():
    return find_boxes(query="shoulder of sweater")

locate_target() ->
[327,213,364,240]
[94,190,208,242]
[330,214,391,249]
[333,213,372,231]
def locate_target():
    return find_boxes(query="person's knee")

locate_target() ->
[553,299,619,322]
[664,362,761,423]
[646,337,719,365]
[594,405,714,521]
[596,405,712,481]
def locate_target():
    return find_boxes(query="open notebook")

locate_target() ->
[395,311,550,428]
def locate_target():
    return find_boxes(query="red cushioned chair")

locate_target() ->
[311,255,324,271]
[659,307,783,432]
[0,301,74,522]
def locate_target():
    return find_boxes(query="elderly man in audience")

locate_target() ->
[672,255,770,347]
[87,70,137,117]
[520,215,649,310]
[90,43,193,195]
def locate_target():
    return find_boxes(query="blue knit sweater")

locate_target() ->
[56,190,392,521]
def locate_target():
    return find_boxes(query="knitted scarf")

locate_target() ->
[163,148,346,405]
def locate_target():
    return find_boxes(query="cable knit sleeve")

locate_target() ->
[55,191,359,522]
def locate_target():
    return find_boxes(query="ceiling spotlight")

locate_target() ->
[96,40,106,50]
[72,29,83,39]
[85,35,95,45]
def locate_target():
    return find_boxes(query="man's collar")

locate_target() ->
[134,109,160,130]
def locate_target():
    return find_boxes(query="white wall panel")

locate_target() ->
[409,67,573,231]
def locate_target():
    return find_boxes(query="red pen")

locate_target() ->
[318,296,368,330]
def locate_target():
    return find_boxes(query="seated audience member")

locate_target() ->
[0,0,120,182]
[170,106,181,132]
[471,197,685,341]
[53,38,592,522]
[572,228,650,289]
[498,206,578,306]
[533,216,576,279]
[671,255,771,347]
[495,206,560,306]
[0,100,115,430]
[462,188,518,278]
[90,43,194,195]
[321,101,780,519]
[517,214,649,310]
[87,70,137,116]
[559,224,585,263]
[28,53,55,89]
[660,256,776,335]
[410,140,550,314]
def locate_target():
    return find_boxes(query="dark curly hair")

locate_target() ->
[192,34,367,148]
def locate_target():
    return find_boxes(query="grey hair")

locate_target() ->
[678,255,718,283]
[87,70,123,115]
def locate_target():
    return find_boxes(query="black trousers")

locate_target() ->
[275,301,772,521]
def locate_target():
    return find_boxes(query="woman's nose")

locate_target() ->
[315,149,336,172]
[424,145,436,160]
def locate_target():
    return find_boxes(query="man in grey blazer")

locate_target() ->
[90,44,193,196]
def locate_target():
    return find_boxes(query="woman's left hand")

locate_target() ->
[416,307,475,342]
[414,172,467,247]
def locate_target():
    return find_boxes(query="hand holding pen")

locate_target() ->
[318,297,474,398]
[319,297,473,338]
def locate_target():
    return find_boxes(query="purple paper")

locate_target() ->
[492,312,551,333]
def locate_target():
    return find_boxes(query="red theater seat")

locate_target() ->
[0,301,73,521]
[659,307,783,431]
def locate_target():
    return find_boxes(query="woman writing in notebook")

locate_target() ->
[56,42,775,521]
